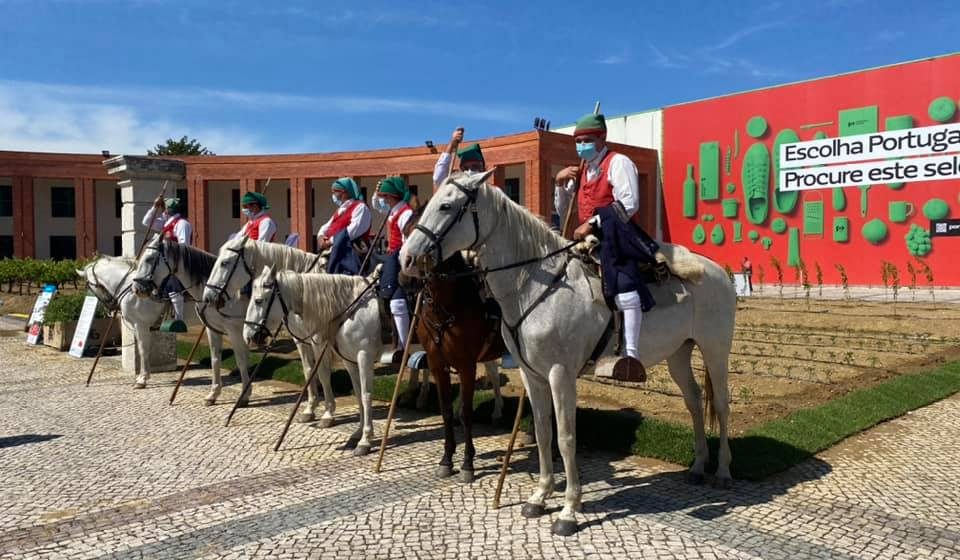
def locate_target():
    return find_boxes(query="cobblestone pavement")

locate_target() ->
[1,336,959,559]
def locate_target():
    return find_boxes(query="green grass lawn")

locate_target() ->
[178,341,960,480]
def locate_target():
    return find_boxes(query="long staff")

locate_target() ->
[560,102,601,238]
[273,342,330,452]
[223,322,286,427]
[373,291,425,472]
[168,325,206,404]
[86,180,169,386]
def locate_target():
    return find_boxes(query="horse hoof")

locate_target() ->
[133,382,146,390]
[551,519,578,537]
[436,465,454,478]
[317,417,335,428]
[203,397,216,407]
[686,472,705,485]
[459,469,475,484]
[353,444,371,457]
[520,503,546,519]
[295,412,316,424]
[236,399,249,408]
[713,477,733,490]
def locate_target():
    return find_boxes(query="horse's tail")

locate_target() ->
[703,366,716,433]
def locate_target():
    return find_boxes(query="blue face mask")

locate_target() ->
[331,194,343,208]
[241,208,254,218]
[576,142,597,160]
[373,196,391,214]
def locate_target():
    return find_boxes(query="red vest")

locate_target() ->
[244,214,275,242]
[577,150,641,226]
[161,216,182,241]
[326,200,370,240]
[387,203,413,253]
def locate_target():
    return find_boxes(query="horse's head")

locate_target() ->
[401,169,495,278]
[203,235,252,309]
[243,265,284,348]
[132,236,170,299]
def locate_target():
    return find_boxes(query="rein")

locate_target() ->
[88,259,134,313]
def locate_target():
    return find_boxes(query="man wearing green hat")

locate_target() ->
[143,195,193,331]
[237,191,277,242]
[317,177,372,275]
[373,176,415,363]
[433,127,486,188]
[554,113,658,383]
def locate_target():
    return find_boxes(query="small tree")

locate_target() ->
[916,258,934,302]
[834,263,849,301]
[797,259,811,309]
[757,264,765,296]
[906,261,918,301]
[770,256,784,302]
[880,261,890,301]
[814,262,823,297]
[887,262,900,316]
[148,136,216,156]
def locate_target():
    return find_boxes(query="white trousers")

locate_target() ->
[390,298,410,348]
[615,291,642,360]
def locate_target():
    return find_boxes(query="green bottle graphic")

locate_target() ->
[683,164,696,218]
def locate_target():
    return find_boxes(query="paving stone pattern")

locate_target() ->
[1,336,959,559]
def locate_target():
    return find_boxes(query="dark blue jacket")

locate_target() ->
[596,205,658,312]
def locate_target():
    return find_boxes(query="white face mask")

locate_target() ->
[373,196,391,214]
[331,194,343,208]
[242,208,254,218]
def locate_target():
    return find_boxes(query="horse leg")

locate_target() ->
[315,346,336,428]
[344,364,363,449]
[458,362,477,483]
[701,343,733,489]
[204,330,224,406]
[416,368,431,410]
[666,340,708,484]
[482,360,504,422]
[431,361,456,479]
[294,342,320,424]
[133,322,152,389]
[520,371,555,519]
[352,349,375,456]
[226,325,251,407]
[548,364,580,536]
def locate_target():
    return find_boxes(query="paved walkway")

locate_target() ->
[1,335,959,559]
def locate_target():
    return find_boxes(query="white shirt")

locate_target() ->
[318,200,372,241]
[554,148,640,225]
[239,211,278,242]
[390,202,415,244]
[143,208,192,245]
[433,152,454,188]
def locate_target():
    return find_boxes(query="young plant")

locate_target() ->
[916,258,934,302]
[834,263,849,301]
[906,261,918,302]
[757,264,765,296]
[815,262,823,297]
[887,262,900,316]
[880,261,890,302]
[770,256,784,302]
[797,259,811,309]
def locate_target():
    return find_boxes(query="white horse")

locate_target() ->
[202,237,339,425]
[243,267,383,455]
[128,237,254,406]
[401,170,736,536]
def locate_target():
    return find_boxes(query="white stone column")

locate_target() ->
[103,156,185,373]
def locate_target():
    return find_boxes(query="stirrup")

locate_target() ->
[611,357,646,383]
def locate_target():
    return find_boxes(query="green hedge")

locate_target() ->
[42,293,106,325]
[0,258,86,289]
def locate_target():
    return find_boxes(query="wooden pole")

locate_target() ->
[560,104,601,239]
[168,325,206,404]
[223,322,285,427]
[273,342,330,452]
[373,291,424,473]
[492,385,527,509]
[85,180,169,386]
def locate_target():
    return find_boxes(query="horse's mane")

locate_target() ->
[249,240,324,272]
[94,254,137,269]
[278,271,370,328]
[162,240,217,285]
[480,181,567,263]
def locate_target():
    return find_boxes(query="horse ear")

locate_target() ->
[473,168,496,187]
[76,268,86,279]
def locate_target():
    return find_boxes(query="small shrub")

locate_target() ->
[770,256,784,302]
[880,261,890,301]
[814,262,823,297]
[42,293,107,325]
[916,258,934,302]
[797,259,811,308]
[906,261,918,301]
[834,263,849,301]
[887,262,900,316]
[757,265,765,296]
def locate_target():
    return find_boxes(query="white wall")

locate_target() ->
[208,180,240,248]
[95,180,121,255]
[33,178,77,259]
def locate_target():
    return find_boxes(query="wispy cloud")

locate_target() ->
[875,29,905,42]
[648,43,687,69]
[703,21,787,51]
[647,20,790,79]
[598,54,628,65]
[0,80,530,154]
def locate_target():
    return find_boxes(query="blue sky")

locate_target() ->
[0,0,956,155]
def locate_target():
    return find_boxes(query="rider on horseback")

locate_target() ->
[374,176,416,364]
[433,127,486,188]
[554,113,658,383]
[142,196,193,333]
[317,177,372,275]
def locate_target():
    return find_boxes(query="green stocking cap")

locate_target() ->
[332,177,362,200]
[456,143,484,164]
[574,113,607,136]
[241,191,270,209]
[378,176,411,202]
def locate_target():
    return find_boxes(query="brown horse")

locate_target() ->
[404,252,506,483]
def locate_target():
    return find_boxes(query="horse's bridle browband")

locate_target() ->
[87,259,134,313]
[132,240,177,297]
[204,240,255,305]
[413,179,482,268]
